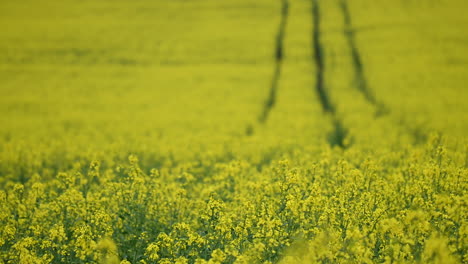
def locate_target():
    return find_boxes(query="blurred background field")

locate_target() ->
[0,0,467,263]
[1,0,467,168]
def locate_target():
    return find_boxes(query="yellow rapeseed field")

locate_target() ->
[0,0,467,263]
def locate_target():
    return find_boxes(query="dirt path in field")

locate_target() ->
[250,0,423,147]
[312,0,349,148]
[258,0,289,124]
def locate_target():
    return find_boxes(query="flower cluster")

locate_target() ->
[0,134,466,264]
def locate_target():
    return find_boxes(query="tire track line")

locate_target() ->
[258,0,289,124]
[338,0,387,115]
[338,0,431,144]
[312,0,349,148]
[312,0,334,114]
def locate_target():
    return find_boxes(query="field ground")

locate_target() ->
[0,0,467,263]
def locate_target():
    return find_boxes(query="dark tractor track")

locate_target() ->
[312,0,349,149]
[312,0,333,114]
[338,0,388,116]
[258,0,289,124]
[338,0,428,145]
